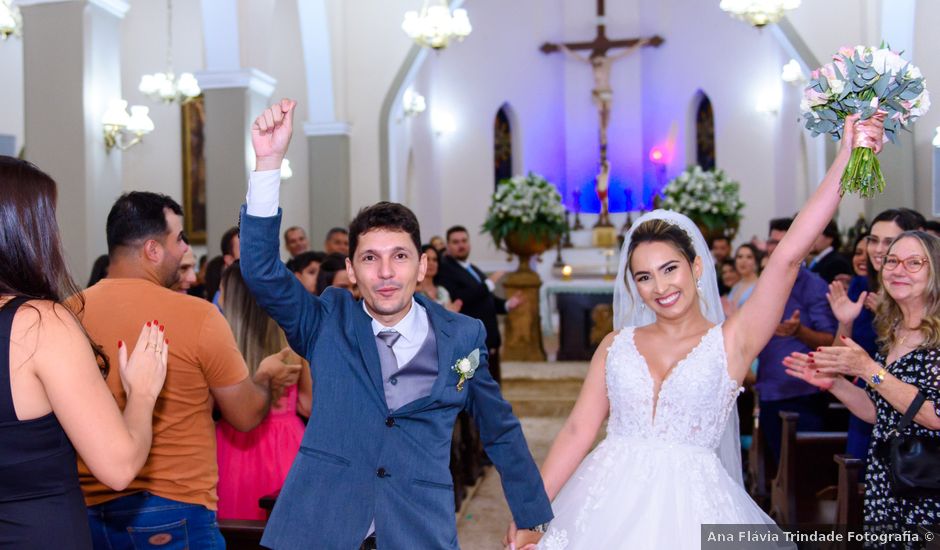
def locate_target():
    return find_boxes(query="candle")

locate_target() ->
[562,265,573,280]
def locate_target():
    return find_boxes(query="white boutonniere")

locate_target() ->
[452,349,480,392]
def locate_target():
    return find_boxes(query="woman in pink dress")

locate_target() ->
[216,261,312,520]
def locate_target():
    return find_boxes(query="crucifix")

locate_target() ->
[542,0,662,233]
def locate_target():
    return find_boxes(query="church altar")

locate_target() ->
[522,214,630,360]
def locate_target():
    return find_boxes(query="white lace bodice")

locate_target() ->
[605,324,741,449]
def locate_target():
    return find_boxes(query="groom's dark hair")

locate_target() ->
[347,202,422,259]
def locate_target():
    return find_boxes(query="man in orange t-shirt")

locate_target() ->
[76,192,298,550]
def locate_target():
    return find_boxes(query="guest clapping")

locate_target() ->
[785,231,940,528]
[827,209,925,459]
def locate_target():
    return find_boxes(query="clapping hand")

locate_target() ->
[251,98,296,172]
[826,281,866,326]
[774,310,801,337]
[864,290,882,313]
[782,351,836,391]
[806,336,876,379]
[119,320,169,401]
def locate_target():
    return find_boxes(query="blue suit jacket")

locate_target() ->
[239,208,552,549]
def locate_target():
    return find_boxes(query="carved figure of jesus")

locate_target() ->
[556,38,648,152]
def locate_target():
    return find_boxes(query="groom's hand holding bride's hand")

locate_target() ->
[252,98,296,171]
[503,521,541,550]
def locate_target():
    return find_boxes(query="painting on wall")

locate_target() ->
[181,96,207,245]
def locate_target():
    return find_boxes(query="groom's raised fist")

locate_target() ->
[252,98,296,171]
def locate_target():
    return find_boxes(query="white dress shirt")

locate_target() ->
[246,169,281,217]
[455,258,496,292]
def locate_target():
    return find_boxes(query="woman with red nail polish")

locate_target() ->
[785,231,940,530]
[0,157,167,548]
[825,209,926,462]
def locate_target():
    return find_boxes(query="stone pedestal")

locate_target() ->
[502,269,547,362]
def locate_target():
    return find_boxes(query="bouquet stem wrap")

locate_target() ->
[842,111,887,197]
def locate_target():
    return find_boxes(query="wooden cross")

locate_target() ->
[540,0,663,58]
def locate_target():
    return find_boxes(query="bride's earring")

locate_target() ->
[696,279,703,293]
[639,302,646,310]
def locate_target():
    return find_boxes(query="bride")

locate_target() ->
[505,114,884,549]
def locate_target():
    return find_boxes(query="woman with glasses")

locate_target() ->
[826,209,926,460]
[784,231,940,531]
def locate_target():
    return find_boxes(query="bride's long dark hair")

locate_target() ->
[0,156,109,374]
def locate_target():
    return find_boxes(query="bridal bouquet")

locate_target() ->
[656,166,744,241]
[801,44,930,197]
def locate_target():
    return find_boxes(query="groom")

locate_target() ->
[240,99,553,549]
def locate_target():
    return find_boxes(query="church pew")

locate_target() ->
[746,399,774,510]
[834,454,865,529]
[219,519,266,550]
[769,411,847,524]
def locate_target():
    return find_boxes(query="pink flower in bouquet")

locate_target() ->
[837,46,855,58]
[804,87,829,108]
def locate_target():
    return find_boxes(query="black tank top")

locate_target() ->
[0,297,91,548]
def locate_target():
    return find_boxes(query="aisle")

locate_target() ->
[456,361,590,549]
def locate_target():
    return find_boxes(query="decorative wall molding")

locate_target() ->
[194,68,276,98]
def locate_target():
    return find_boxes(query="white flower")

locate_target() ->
[456,358,472,374]
[829,77,845,95]
[906,66,923,80]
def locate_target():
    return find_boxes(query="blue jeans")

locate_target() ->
[87,491,225,550]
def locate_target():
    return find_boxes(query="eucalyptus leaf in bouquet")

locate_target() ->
[482,173,567,250]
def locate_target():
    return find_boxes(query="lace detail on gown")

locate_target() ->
[539,324,779,550]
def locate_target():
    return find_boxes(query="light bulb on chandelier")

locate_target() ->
[402,1,472,50]
[0,0,22,40]
[102,99,155,153]
[138,0,200,104]
[719,0,801,28]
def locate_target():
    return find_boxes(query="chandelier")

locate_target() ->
[0,0,22,40]
[138,0,200,103]
[102,100,155,153]
[719,0,801,28]
[401,1,471,50]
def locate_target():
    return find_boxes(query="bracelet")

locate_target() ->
[869,367,887,386]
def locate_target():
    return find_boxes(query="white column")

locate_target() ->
[19,0,129,281]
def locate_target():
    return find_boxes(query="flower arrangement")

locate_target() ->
[801,44,930,197]
[482,172,567,250]
[656,165,744,238]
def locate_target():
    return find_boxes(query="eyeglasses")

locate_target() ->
[866,235,896,248]
[882,255,929,273]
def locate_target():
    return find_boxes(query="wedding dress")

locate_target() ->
[538,323,777,549]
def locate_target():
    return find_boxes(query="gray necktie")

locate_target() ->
[376,330,401,376]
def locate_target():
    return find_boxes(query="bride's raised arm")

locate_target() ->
[723,114,883,381]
